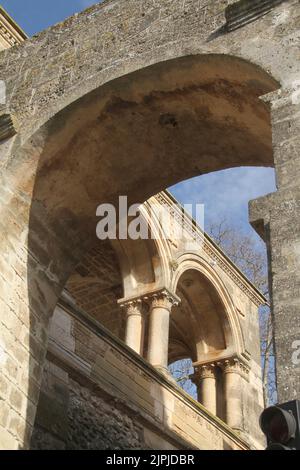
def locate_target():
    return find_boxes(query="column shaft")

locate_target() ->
[147,291,178,369]
[147,303,170,368]
[123,301,144,355]
[193,365,217,415]
[223,360,243,430]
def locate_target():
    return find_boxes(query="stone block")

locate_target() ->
[0,112,17,141]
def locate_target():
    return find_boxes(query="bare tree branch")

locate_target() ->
[169,219,277,406]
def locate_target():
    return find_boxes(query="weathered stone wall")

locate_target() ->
[0,0,236,138]
[0,0,299,450]
[31,361,149,450]
[30,303,250,450]
[1,0,297,144]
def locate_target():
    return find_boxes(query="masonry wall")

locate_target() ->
[31,361,150,450]
[66,240,125,339]
[2,0,296,142]
[154,193,265,448]
[30,303,249,450]
[0,0,299,450]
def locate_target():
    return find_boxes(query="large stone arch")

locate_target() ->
[0,0,297,145]
[0,0,299,450]
[114,199,173,299]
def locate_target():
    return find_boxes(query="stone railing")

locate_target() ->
[46,295,250,450]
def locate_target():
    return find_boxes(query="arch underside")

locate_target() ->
[1,53,276,448]
[169,269,232,365]
[64,243,237,366]
[14,54,277,232]
[64,232,163,339]
[21,52,275,366]
[13,55,278,304]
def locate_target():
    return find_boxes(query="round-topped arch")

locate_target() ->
[169,254,245,366]
[0,50,280,449]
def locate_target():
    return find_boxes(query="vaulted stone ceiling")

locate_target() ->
[169,269,229,365]
[65,240,125,339]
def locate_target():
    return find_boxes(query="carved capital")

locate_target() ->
[146,289,180,311]
[219,357,250,379]
[192,363,217,384]
[169,259,179,272]
[119,298,144,317]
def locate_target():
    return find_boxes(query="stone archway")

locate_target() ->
[169,266,237,423]
[169,266,242,365]
[0,52,278,450]
[0,0,299,450]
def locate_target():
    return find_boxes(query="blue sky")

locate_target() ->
[1,0,98,36]
[2,1,277,239]
[170,167,276,234]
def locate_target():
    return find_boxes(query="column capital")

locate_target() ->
[119,298,145,317]
[193,356,250,380]
[191,363,216,384]
[143,288,180,311]
[219,356,250,380]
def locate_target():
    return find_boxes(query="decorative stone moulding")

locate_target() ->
[119,298,148,322]
[154,192,266,307]
[192,356,250,381]
[225,0,285,32]
[118,287,181,311]
[221,357,250,380]
[191,364,217,384]
[142,288,181,311]
[0,111,17,141]
[0,6,27,47]
[119,298,143,310]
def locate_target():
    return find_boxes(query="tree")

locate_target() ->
[168,359,196,398]
[169,218,277,407]
[208,218,277,406]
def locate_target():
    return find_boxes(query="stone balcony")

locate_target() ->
[31,296,250,450]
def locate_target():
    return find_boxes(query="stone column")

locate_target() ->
[121,299,145,355]
[249,87,300,402]
[147,290,179,370]
[223,358,245,431]
[192,364,217,415]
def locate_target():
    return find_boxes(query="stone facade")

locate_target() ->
[30,191,265,450]
[30,297,251,450]
[0,6,27,51]
[0,0,299,450]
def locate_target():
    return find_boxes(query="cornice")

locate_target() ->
[0,6,27,49]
